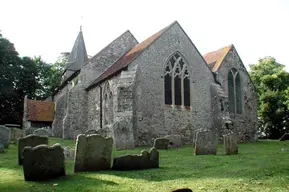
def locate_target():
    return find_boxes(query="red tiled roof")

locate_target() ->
[203,45,233,72]
[86,22,175,89]
[27,100,55,122]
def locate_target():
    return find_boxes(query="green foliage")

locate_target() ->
[249,57,289,138]
[0,140,288,192]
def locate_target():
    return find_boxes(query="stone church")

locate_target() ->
[23,21,258,148]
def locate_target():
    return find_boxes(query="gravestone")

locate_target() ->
[280,133,289,141]
[112,147,159,170]
[195,131,218,155]
[63,146,75,160]
[0,125,11,148]
[10,128,23,144]
[223,134,238,155]
[112,121,135,150]
[0,143,4,153]
[164,135,182,148]
[33,128,49,137]
[85,129,98,135]
[153,138,169,149]
[74,134,113,172]
[22,144,65,181]
[18,135,48,165]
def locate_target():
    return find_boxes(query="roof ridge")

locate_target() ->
[86,21,177,90]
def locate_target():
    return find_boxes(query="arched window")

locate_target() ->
[103,82,114,125]
[164,52,190,107]
[228,68,242,114]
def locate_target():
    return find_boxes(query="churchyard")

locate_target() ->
[0,137,288,192]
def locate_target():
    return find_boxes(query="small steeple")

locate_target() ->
[65,28,88,71]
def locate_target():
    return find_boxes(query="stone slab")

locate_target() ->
[112,147,159,170]
[23,144,65,181]
[18,134,48,165]
[74,134,113,172]
[0,125,11,148]
[195,131,218,155]
[153,138,169,149]
[33,128,49,137]
[223,134,238,155]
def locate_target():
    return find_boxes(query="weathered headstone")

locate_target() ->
[0,125,11,148]
[18,135,48,165]
[10,128,23,144]
[223,134,238,155]
[33,128,49,137]
[112,121,135,150]
[112,147,159,170]
[74,134,113,172]
[153,138,169,149]
[280,133,289,141]
[63,146,75,160]
[22,144,65,181]
[164,135,182,148]
[195,131,218,155]
[85,129,98,135]
[0,143,4,153]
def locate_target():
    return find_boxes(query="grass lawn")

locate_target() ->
[0,139,288,192]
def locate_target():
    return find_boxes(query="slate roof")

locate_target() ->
[64,29,88,72]
[27,100,55,122]
[86,22,176,90]
[203,44,233,72]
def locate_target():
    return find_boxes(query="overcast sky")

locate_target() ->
[1,0,288,70]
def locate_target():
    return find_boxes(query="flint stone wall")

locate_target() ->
[112,147,159,170]
[22,144,65,181]
[18,134,48,165]
[195,131,218,155]
[223,134,238,155]
[0,125,11,148]
[74,134,113,172]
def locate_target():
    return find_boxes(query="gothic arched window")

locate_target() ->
[103,82,114,125]
[228,68,242,114]
[164,52,190,107]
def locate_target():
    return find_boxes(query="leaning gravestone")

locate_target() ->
[10,128,23,144]
[164,135,182,148]
[18,135,48,165]
[22,144,65,181]
[0,125,11,148]
[0,143,4,153]
[153,138,169,149]
[74,134,113,172]
[33,128,49,137]
[280,133,289,141]
[112,147,159,170]
[223,134,238,155]
[195,131,218,155]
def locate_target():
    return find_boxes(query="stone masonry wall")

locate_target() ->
[132,22,215,145]
[217,47,258,141]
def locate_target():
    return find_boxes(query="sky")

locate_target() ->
[1,0,289,70]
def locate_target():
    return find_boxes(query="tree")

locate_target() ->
[0,32,39,125]
[249,57,289,139]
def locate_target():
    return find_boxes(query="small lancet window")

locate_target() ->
[103,82,114,125]
[228,68,243,114]
[164,52,191,107]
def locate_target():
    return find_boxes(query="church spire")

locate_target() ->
[65,28,88,71]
